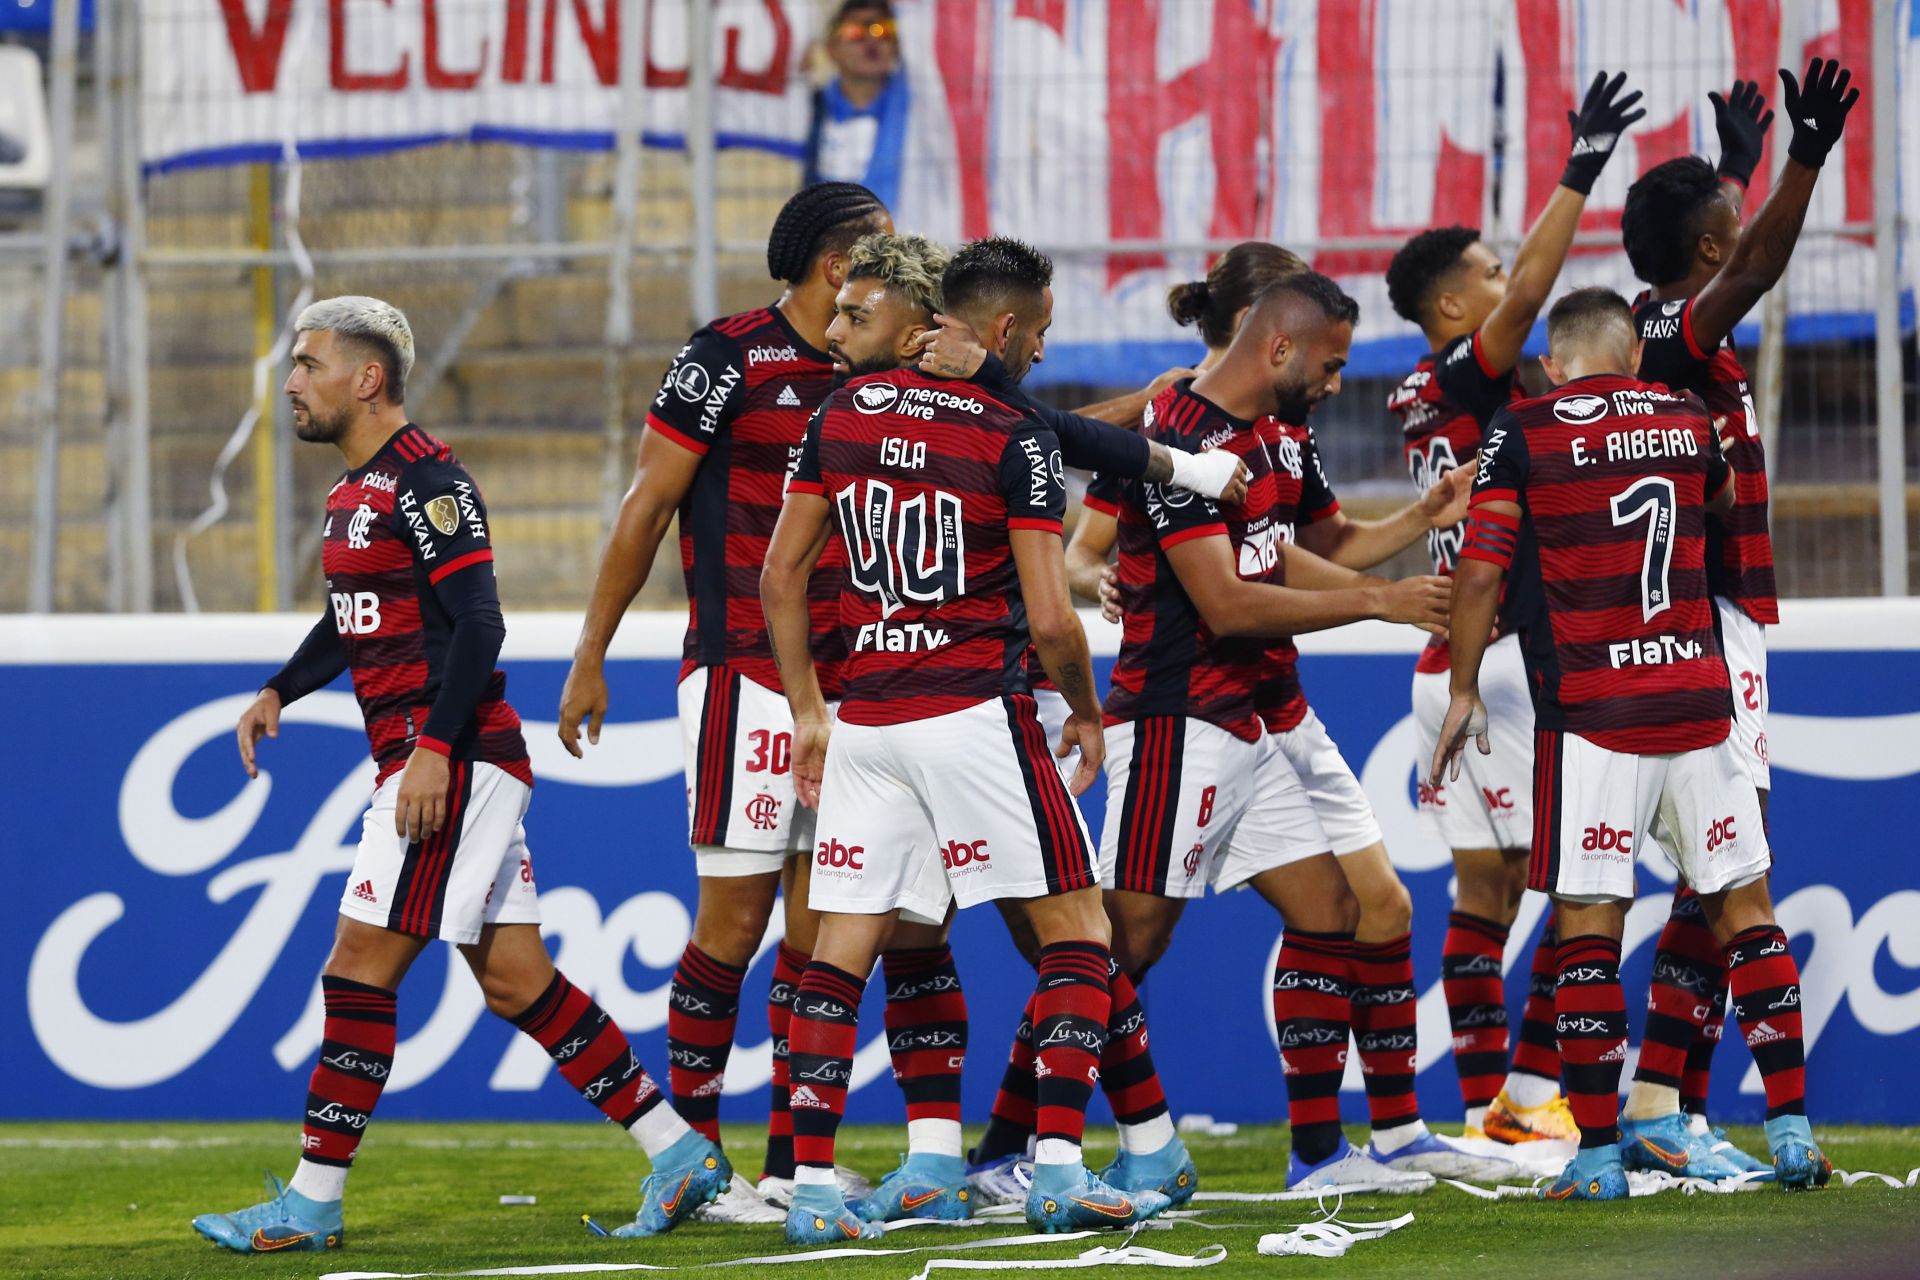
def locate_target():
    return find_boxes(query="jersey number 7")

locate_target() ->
[1609,476,1676,624]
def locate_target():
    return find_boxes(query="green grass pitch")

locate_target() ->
[3,1121,1916,1279]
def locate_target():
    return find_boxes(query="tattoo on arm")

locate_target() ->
[1143,443,1174,484]
[1054,660,1089,700]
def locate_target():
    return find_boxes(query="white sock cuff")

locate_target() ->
[629,1100,693,1161]
[908,1118,965,1159]
[289,1158,348,1204]
[1118,1113,1176,1155]
[1032,1138,1082,1168]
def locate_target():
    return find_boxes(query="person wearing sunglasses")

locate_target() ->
[803,2,907,210]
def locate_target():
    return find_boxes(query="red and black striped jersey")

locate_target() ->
[647,305,849,696]
[1252,420,1341,733]
[1633,295,1777,625]
[320,425,530,786]
[789,368,1066,726]
[1100,379,1293,742]
[1387,329,1522,674]
[1464,374,1734,755]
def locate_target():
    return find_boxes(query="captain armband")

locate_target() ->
[1459,506,1521,570]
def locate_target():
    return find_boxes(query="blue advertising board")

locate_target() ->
[3,607,1916,1127]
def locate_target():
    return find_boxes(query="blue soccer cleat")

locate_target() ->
[1764,1115,1832,1190]
[1540,1146,1630,1201]
[191,1174,344,1254]
[855,1152,971,1222]
[1098,1135,1199,1207]
[1619,1113,1741,1180]
[1025,1164,1169,1233]
[611,1132,732,1237]
[785,1181,884,1244]
[1689,1114,1773,1179]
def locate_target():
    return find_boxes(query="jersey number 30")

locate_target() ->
[1609,476,1676,623]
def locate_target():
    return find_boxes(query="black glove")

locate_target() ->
[1779,57,1859,169]
[1710,79,1773,187]
[1561,71,1646,196]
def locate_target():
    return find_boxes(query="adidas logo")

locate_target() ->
[1746,1020,1787,1046]
[351,880,378,903]
[789,1085,828,1110]
[1599,1039,1629,1062]
[776,385,802,407]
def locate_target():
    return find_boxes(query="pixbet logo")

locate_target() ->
[1581,823,1633,856]
[1706,816,1737,854]
[817,838,865,871]
[941,839,990,871]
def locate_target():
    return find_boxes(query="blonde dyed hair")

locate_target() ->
[845,232,949,318]
[295,295,416,403]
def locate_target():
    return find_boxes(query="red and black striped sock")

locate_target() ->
[1681,981,1728,1116]
[1441,912,1510,1112]
[1726,925,1806,1119]
[1635,888,1723,1092]
[1508,920,1561,1085]
[1102,963,1172,1143]
[788,961,865,1174]
[511,972,673,1135]
[1555,934,1627,1149]
[1031,940,1112,1163]
[1350,934,1422,1131]
[666,943,746,1144]
[973,995,1038,1165]
[299,977,397,1175]
[762,941,807,1181]
[1274,929,1352,1164]
[882,944,968,1157]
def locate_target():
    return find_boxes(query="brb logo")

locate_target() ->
[941,839,990,871]
[329,591,381,636]
[1581,822,1633,860]
[816,839,865,873]
[1706,816,1737,854]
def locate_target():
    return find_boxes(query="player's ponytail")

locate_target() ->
[1168,241,1309,350]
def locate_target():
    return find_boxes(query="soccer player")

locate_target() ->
[1384,69,1644,1143]
[1435,286,1829,1199]
[191,299,726,1254]
[763,236,1174,1241]
[1097,271,1455,1192]
[834,233,1202,1214]
[1056,243,1516,1182]
[1613,59,1857,1175]
[558,183,910,1219]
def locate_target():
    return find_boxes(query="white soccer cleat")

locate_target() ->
[1367,1130,1527,1183]
[1286,1137,1435,1195]
[963,1152,1033,1207]
[690,1172,785,1224]
[757,1165,872,1211]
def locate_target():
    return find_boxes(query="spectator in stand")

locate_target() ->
[802,2,906,210]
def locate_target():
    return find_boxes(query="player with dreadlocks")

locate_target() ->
[559,183,919,1221]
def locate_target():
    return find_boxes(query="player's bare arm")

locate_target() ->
[559,429,704,757]
[760,491,834,809]
[1065,503,1118,607]
[236,688,281,780]
[1476,72,1644,371]
[1431,512,1511,786]
[1686,58,1857,349]
[1295,461,1474,570]
[1010,525,1104,797]
[1165,532,1449,637]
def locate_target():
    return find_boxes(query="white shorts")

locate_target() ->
[1035,687,1076,782]
[809,695,1098,920]
[1530,729,1770,902]
[339,760,541,945]
[678,667,814,877]
[1411,634,1535,850]
[1715,597,1770,792]
[1266,707,1386,856]
[1099,717,1325,899]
